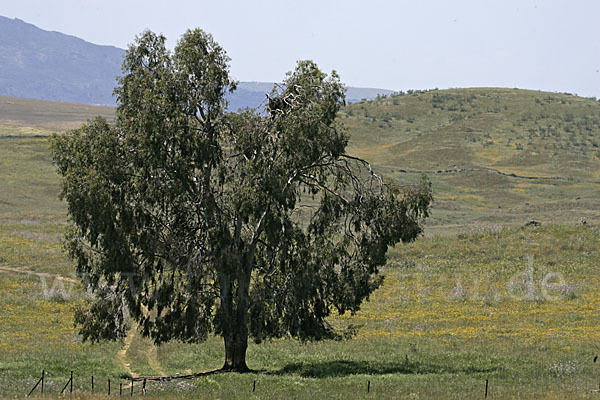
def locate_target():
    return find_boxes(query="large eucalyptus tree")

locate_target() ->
[52,29,432,372]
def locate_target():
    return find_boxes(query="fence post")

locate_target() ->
[91,375,94,393]
[60,379,68,394]
[26,372,44,397]
[485,379,489,398]
[60,372,73,395]
[41,370,44,394]
[108,378,111,395]
[142,378,147,395]
[131,378,134,396]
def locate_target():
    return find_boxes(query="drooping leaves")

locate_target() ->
[52,29,432,351]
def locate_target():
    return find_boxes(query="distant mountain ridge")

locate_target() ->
[0,16,124,106]
[0,16,393,108]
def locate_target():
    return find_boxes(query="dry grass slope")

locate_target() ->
[340,88,600,232]
[0,95,114,133]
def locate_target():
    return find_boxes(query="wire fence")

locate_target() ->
[26,370,146,397]
[18,369,600,398]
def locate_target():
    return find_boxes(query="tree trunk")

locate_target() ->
[218,238,254,372]
[222,334,249,372]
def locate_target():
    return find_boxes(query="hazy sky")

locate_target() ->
[3,0,600,97]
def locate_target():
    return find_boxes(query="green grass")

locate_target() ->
[0,272,124,397]
[1,89,600,398]
[0,137,64,223]
[4,225,600,398]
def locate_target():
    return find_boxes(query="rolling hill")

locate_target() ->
[0,16,393,109]
[340,88,600,232]
[1,87,599,232]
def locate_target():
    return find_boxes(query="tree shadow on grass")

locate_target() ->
[277,359,500,378]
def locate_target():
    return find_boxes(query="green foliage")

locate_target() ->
[51,29,432,370]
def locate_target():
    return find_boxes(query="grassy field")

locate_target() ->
[1,90,599,398]
[3,224,600,399]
